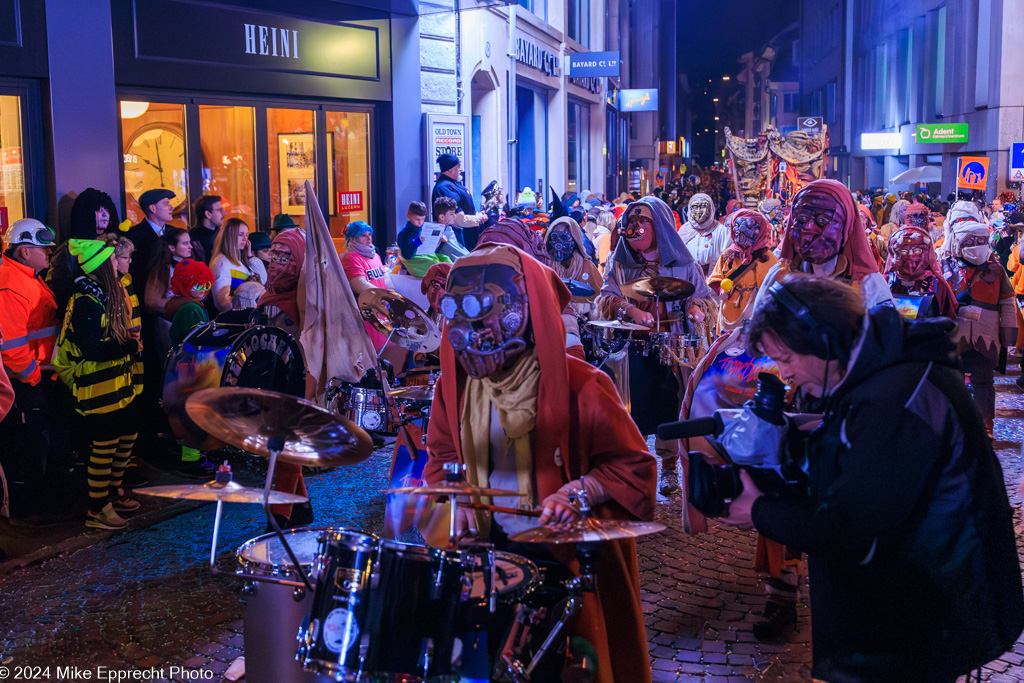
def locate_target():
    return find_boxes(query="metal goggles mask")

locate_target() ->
[441,263,530,379]
[621,213,653,241]
[732,216,761,249]
[546,230,577,262]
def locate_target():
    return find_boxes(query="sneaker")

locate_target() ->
[752,600,797,641]
[121,463,150,488]
[111,496,141,513]
[85,504,128,530]
[658,470,680,496]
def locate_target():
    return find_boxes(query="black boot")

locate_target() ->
[752,600,797,641]
[290,502,315,527]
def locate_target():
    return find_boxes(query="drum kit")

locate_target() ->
[583,275,706,371]
[135,384,666,683]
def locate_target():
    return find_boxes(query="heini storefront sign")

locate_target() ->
[916,123,969,144]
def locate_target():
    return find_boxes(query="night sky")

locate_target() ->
[677,0,800,165]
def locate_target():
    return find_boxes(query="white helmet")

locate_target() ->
[5,218,55,249]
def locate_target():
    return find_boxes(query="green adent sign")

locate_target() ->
[916,123,969,143]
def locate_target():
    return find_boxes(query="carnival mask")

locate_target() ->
[957,233,992,266]
[890,229,932,281]
[787,191,846,264]
[546,229,576,262]
[905,210,929,229]
[689,199,711,225]
[732,216,761,249]
[442,263,530,379]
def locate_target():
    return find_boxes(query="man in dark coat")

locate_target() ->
[430,153,485,248]
[188,194,224,264]
[126,188,176,284]
[725,274,1024,683]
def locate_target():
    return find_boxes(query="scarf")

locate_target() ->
[349,241,376,259]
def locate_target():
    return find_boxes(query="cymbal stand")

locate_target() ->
[262,435,315,592]
[503,490,599,682]
[206,463,232,570]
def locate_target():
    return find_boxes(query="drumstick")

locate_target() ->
[457,502,542,517]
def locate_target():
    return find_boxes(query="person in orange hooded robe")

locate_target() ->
[424,244,656,683]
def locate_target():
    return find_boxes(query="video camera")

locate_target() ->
[657,373,809,517]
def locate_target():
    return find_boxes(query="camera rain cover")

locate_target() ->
[717,404,787,469]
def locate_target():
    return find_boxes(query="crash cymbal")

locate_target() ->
[622,276,695,302]
[561,278,596,298]
[358,288,442,353]
[508,517,666,544]
[135,481,309,504]
[587,319,651,331]
[185,387,374,468]
[386,482,526,498]
[387,385,436,402]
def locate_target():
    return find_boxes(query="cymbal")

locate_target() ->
[587,319,650,331]
[622,276,695,302]
[508,517,667,544]
[387,385,436,402]
[135,481,309,504]
[185,387,374,468]
[561,278,596,298]
[358,288,441,353]
[386,482,526,498]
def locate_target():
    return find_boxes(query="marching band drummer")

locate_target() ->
[596,196,716,496]
[423,244,656,683]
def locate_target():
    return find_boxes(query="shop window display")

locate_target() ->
[0,95,25,232]
[268,107,317,232]
[327,110,372,239]
[120,101,189,226]
[199,105,257,226]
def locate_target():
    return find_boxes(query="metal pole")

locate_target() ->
[508,6,517,197]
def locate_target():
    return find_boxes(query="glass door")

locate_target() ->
[267,107,317,232]
[0,93,26,233]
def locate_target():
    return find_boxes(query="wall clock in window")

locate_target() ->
[122,122,187,208]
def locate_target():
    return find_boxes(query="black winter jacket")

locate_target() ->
[753,306,1024,682]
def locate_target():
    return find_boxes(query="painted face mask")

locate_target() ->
[732,215,761,249]
[441,263,530,379]
[905,210,929,229]
[957,234,992,266]
[546,230,576,262]
[689,199,711,225]
[787,191,846,264]
[889,229,932,281]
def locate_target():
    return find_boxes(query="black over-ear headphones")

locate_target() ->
[767,280,849,365]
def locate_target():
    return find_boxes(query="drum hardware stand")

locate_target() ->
[262,435,315,593]
[207,462,232,570]
[503,489,598,683]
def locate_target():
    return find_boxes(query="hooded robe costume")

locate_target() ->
[884,226,957,321]
[424,245,656,683]
[677,193,731,276]
[707,209,778,332]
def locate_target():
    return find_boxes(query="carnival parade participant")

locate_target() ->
[857,205,885,271]
[597,196,715,495]
[723,273,1024,683]
[758,197,785,248]
[707,209,778,332]
[940,219,1015,438]
[53,239,142,529]
[938,199,986,257]
[423,244,656,683]
[885,225,957,320]
[677,192,730,277]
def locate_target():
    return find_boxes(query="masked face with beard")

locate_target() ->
[689,198,712,225]
[441,262,530,378]
[732,215,761,250]
[889,229,932,281]
[956,232,992,266]
[546,227,577,263]
[788,190,847,264]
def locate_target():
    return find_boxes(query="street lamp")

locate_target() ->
[722,75,730,81]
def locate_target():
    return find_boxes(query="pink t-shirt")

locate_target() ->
[342,249,389,350]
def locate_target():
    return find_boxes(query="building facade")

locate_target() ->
[801,0,1024,200]
[0,0,426,248]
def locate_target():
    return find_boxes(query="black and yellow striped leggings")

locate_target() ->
[84,413,138,512]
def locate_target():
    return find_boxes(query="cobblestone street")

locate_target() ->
[1,372,1023,682]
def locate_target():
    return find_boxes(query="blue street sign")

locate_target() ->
[568,51,621,77]
[618,89,659,112]
[1011,142,1024,181]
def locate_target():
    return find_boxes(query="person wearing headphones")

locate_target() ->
[721,273,1024,683]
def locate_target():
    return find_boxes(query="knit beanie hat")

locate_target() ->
[68,239,115,274]
[437,153,459,173]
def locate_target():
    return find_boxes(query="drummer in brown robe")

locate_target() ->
[424,244,656,683]
[596,196,716,495]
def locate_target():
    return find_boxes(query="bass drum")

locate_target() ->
[162,323,306,450]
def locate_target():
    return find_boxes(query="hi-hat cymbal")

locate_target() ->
[387,385,436,402]
[587,319,650,331]
[508,517,667,544]
[358,288,441,353]
[185,387,373,468]
[135,481,309,504]
[561,278,596,298]
[386,482,526,498]
[622,276,696,302]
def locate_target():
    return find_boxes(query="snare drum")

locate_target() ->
[650,332,705,368]
[364,541,472,682]
[459,552,540,631]
[236,528,333,683]
[327,379,395,434]
[298,529,379,680]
